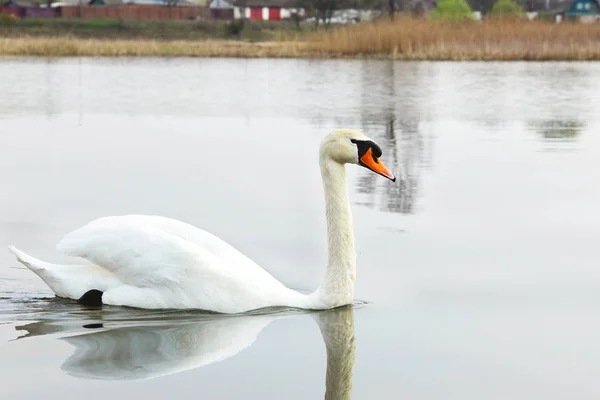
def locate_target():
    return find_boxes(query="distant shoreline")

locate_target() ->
[2,17,600,61]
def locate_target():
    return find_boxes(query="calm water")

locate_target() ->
[1,58,600,399]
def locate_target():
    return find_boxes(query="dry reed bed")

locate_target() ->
[0,37,310,58]
[306,17,600,61]
[2,18,600,60]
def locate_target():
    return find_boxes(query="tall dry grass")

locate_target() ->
[0,37,309,57]
[305,17,600,61]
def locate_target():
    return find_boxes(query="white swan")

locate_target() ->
[7,129,395,313]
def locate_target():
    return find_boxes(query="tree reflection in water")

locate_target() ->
[354,65,430,214]
[529,119,584,141]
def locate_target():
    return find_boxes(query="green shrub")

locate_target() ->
[490,0,524,17]
[0,10,17,26]
[430,0,474,21]
[225,19,245,36]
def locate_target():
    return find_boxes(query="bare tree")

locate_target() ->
[388,0,396,18]
[297,0,341,25]
[386,0,410,18]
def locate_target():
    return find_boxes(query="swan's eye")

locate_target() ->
[371,143,383,158]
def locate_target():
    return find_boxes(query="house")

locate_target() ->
[210,0,232,8]
[232,0,304,21]
[0,0,34,17]
[564,0,600,20]
[209,0,234,18]
[2,0,57,18]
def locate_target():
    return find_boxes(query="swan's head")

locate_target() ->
[320,129,396,182]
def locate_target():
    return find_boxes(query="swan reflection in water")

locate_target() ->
[15,305,356,399]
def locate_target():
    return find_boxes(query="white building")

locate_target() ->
[232,0,304,21]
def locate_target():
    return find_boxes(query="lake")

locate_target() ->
[1,58,600,399]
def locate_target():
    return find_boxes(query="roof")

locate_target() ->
[232,0,299,7]
[88,0,124,5]
[1,0,34,6]
[210,0,233,8]
[566,0,600,14]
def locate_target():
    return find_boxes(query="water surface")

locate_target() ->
[1,59,600,399]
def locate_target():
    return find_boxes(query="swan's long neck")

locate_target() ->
[312,158,356,308]
[314,306,356,400]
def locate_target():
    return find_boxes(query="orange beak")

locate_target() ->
[360,148,396,182]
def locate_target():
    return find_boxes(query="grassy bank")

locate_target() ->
[2,17,600,60]
[0,18,299,41]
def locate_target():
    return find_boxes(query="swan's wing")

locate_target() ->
[57,221,205,288]
[55,216,281,289]
[93,215,257,268]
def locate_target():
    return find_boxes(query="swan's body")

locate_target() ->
[10,216,316,312]
[8,129,395,313]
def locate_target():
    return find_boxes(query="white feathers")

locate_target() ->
[8,245,45,271]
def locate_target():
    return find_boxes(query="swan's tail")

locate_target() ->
[7,245,120,301]
[8,245,50,272]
